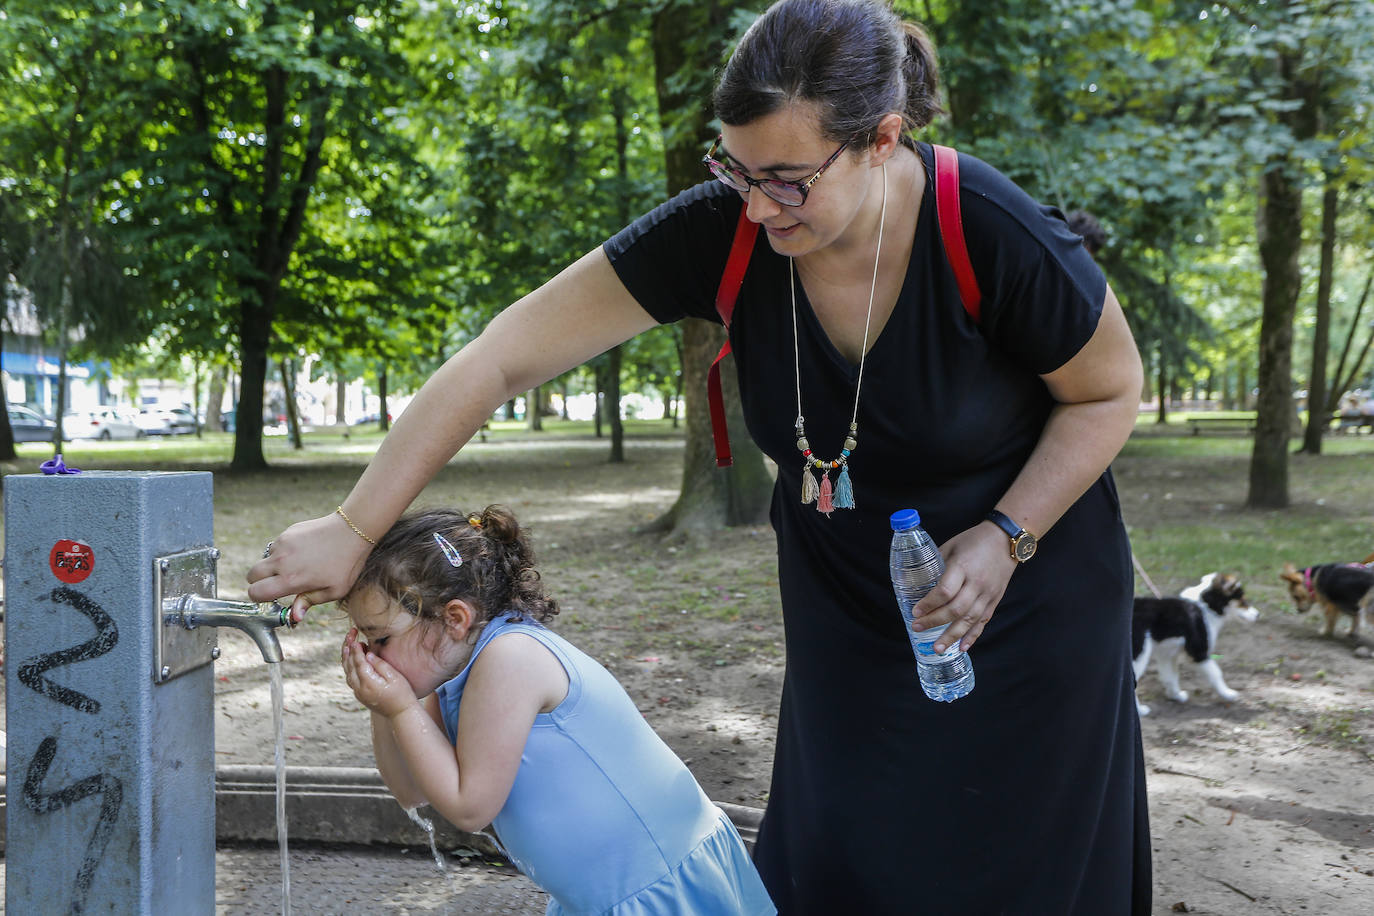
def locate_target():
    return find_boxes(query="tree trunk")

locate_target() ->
[1155,352,1168,424]
[1326,265,1374,412]
[527,386,542,431]
[648,0,771,537]
[378,366,390,432]
[1248,156,1302,508]
[1299,178,1338,454]
[335,375,347,426]
[280,357,302,450]
[607,344,624,463]
[0,322,15,461]
[206,366,225,433]
[232,295,271,470]
[671,328,684,428]
[189,360,204,437]
[594,366,604,438]
[608,90,629,464]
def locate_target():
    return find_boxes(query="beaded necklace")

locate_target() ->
[792,162,888,516]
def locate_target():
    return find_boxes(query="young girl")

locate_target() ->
[339,505,774,915]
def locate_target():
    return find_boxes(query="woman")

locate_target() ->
[250,1,1149,912]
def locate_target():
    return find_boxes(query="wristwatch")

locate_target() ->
[986,509,1038,563]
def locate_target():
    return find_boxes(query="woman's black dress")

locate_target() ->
[604,144,1150,915]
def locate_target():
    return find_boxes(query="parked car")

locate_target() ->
[134,409,169,436]
[136,407,198,436]
[63,408,145,440]
[8,405,57,443]
[163,407,198,435]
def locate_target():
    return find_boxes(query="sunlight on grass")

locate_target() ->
[4,419,1369,619]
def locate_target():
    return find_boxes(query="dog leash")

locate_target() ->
[1132,553,1163,599]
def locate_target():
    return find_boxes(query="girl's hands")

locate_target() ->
[341,627,418,719]
[248,513,374,623]
[909,521,1016,653]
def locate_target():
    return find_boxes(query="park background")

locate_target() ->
[2,2,1373,914]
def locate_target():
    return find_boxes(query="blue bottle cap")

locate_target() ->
[890,508,921,531]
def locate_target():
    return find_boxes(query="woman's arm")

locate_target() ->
[247,247,658,618]
[346,633,569,832]
[912,285,1142,651]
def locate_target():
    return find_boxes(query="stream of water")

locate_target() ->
[404,807,447,872]
[270,662,291,916]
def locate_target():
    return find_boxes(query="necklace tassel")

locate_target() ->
[801,465,819,504]
[833,465,854,509]
[816,471,834,515]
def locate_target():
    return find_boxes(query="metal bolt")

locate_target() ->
[209,548,221,561]
[211,647,221,660]
[159,559,169,571]
[160,666,171,680]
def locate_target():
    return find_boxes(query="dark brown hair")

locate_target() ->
[1066,210,1106,256]
[345,505,558,630]
[713,0,943,149]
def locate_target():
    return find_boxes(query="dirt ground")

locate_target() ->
[5,432,1372,914]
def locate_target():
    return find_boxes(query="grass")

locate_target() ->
[3,417,1371,619]
[1115,422,1374,599]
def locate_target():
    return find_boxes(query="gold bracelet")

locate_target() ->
[335,506,377,546]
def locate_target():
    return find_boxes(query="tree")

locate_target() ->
[645,0,772,537]
[0,4,152,444]
[107,0,421,470]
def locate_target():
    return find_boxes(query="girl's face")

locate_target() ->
[346,586,472,697]
[717,102,882,257]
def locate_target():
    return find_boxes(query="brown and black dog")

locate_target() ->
[1280,561,1374,638]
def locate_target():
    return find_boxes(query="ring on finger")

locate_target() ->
[262,541,275,559]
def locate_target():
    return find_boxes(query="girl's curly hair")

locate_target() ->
[346,505,558,629]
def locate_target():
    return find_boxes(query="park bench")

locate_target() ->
[1186,416,1256,435]
[1334,413,1374,434]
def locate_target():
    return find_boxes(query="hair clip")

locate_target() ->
[433,532,463,567]
[467,515,483,530]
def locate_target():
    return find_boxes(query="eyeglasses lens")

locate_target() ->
[706,159,746,190]
[761,183,805,207]
[705,159,805,206]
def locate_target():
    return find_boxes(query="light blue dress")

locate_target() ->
[435,614,775,916]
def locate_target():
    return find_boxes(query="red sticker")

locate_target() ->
[50,539,95,583]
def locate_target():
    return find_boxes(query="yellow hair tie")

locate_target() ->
[467,515,483,530]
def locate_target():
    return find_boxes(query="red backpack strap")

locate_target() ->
[933,144,982,323]
[707,206,759,467]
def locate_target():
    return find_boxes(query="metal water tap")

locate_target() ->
[164,596,291,663]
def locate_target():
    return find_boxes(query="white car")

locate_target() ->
[136,407,198,436]
[63,408,145,440]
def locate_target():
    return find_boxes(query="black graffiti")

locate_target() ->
[55,552,90,571]
[23,735,124,915]
[17,586,119,714]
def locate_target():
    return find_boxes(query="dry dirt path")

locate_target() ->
[5,433,1371,914]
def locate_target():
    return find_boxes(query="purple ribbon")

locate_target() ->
[40,454,82,475]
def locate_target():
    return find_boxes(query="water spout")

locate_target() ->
[165,596,290,663]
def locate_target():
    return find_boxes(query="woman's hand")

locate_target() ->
[341,627,419,719]
[909,521,1016,653]
[247,512,373,623]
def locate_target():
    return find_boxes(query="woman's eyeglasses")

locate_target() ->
[702,135,853,207]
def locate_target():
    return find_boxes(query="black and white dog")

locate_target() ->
[1132,573,1259,717]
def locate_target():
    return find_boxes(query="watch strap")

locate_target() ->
[985,509,1023,539]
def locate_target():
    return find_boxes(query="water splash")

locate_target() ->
[404,806,446,872]
[270,663,291,915]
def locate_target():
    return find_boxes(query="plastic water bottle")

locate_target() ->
[890,508,975,702]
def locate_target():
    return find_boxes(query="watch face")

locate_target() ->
[1012,533,1037,563]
